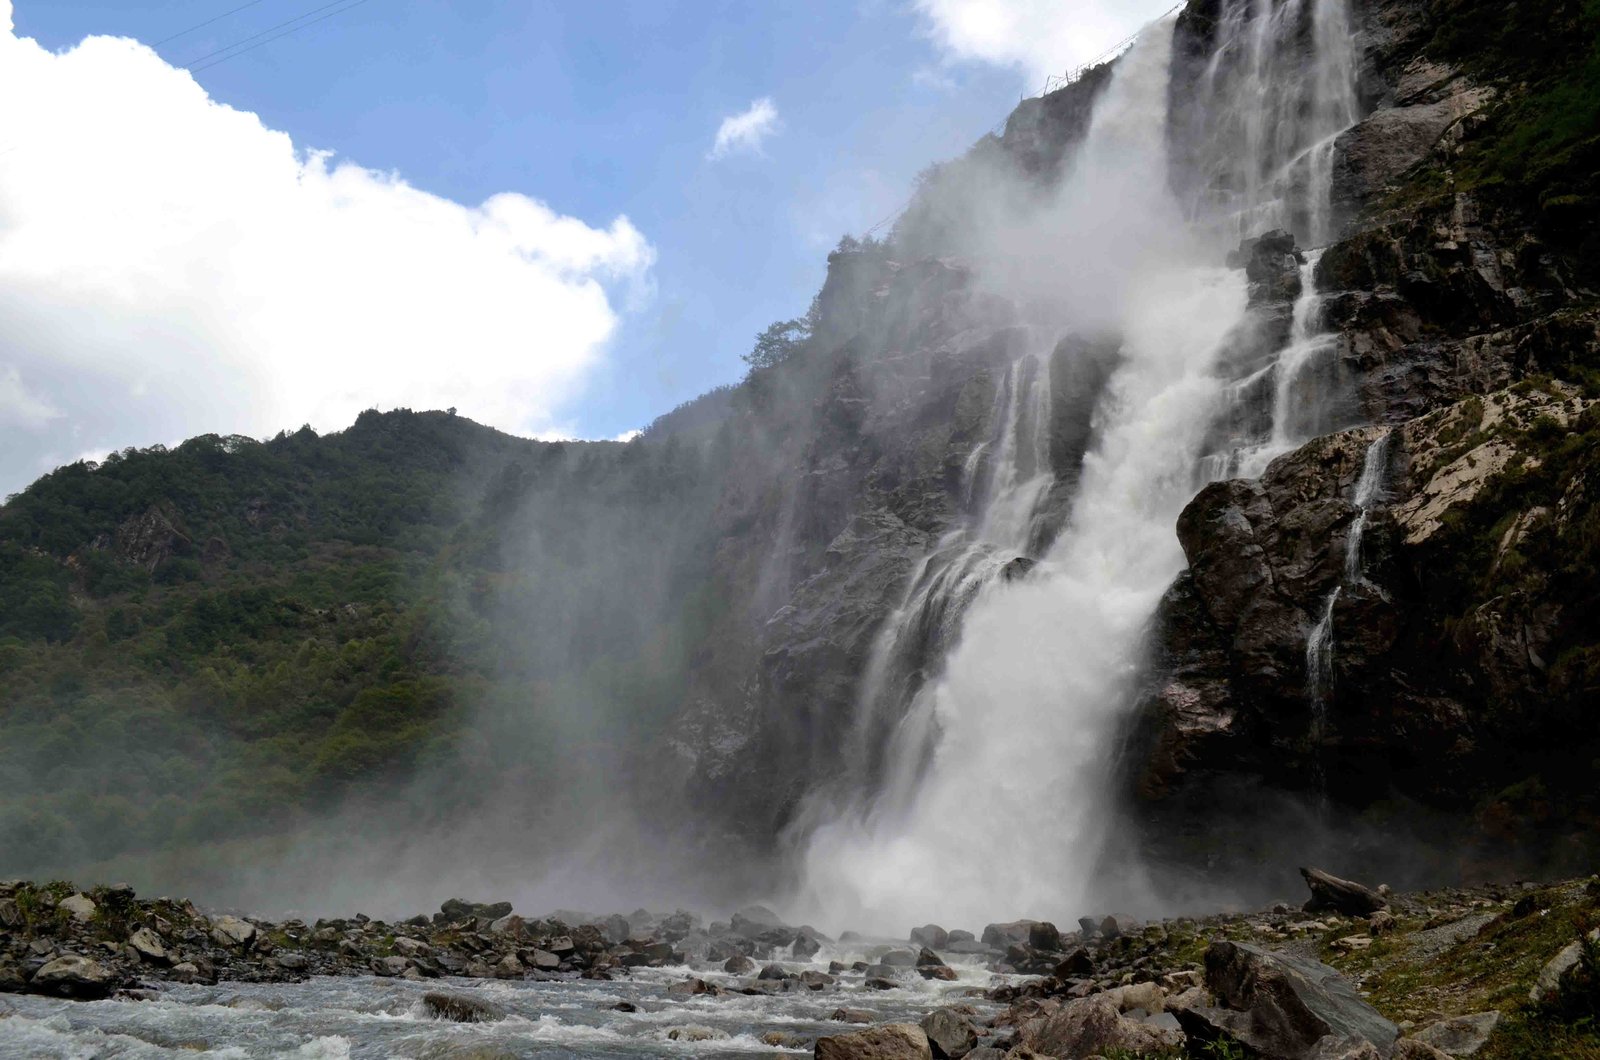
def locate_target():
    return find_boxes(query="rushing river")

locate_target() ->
[0,954,1008,1058]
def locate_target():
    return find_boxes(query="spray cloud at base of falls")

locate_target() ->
[793,0,1365,932]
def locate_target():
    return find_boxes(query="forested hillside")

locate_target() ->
[0,408,723,874]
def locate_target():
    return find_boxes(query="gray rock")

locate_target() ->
[1530,929,1599,1004]
[1022,995,1183,1058]
[1303,868,1388,916]
[1027,921,1062,951]
[209,915,257,949]
[800,970,835,989]
[920,1007,979,1059]
[816,1023,933,1060]
[793,932,822,960]
[757,963,791,980]
[372,955,408,977]
[529,949,561,970]
[1176,941,1399,1059]
[911,924,950,950]
[29,955,113,1000]
[58,894,96,923]
[880,948,917,967]
[1413,1011,1500,1056]
[724,954,756,974]
[440,898,512,921]
[832,1007,876,1023]
[422,991,505,1023]
[127,927,168,964]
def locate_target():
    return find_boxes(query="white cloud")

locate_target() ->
[0,1,655,495]
[0,365,60,428]
[913,0,1175,83]
[709,98,779,160]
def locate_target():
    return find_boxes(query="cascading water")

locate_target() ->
[1306,430,1393,706]
[1179,0,1360,248]
[797,0,1363,930]
[799,20,1250,929]
[836,352,1057,807]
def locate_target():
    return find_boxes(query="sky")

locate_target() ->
[0,0,1173,497]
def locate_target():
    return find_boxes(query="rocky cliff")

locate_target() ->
[1129,0,1600,886]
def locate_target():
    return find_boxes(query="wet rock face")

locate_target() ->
[1135,376,1600,877]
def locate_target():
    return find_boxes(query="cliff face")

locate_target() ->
[1130,0,1600,881]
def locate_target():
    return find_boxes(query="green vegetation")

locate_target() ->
[0,408,728,878]
[1420,0,1600,252]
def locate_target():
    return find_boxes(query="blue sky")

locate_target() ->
[0,0,1171,493]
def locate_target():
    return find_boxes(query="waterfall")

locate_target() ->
[800,20,1246,929]
[1306,430,1392,705]
[1180,0,1360,247]
[796,0,1362,930]
[835,353,1057,796]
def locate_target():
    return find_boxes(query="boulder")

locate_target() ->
[29,955,113,1000]
[865,976,899,990]
[209,915,257,949]
[793,933,823,960]
[1393,1041,1452,1060]
[1022,995,1183,1057]
[127,927,168,964]
[667,976,719,998]
[833,1007,876,1023]
[757,963,792,981]
[1054,948,1095,977]
[920,1007,979,1059]
[1302,868,1388,916]
[800,970,835,989]
[372,955,409,977]
[816,1023,934,1060]
[1175,941,1399,1059]
[919,964,959,981]
[422,991,504,1022]
[1027,922,1062,952]
[666,1025,727,1042]
[1412,1011,1500,1057]
[529,949,561,970]
[1530,929,1599,1004]
[440,898,513,921]
[981,921,1036,949]
[881,948,918,967]
[912,924,951,950]
[724,954,756,974]
[730,905,787,935]
[58,894,96,923]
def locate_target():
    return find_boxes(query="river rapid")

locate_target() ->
[0,953,1008,1059]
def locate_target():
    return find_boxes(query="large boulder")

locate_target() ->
[1023,995,1183,1057]
[29,955,114,1000]
[439,898,513,921]
[1302,868,1387,916]
[58,894,96,923]
[209,915,257,949]
[816,1023,934,1060]
[1176,941,1399,1059]
[920,1008,979,1059]
[421,991,505,1022]
[911,924,950,950]
[1412,1011,1500,1057]
[128,927,168,965]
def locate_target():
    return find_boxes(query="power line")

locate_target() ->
[179,0,375,72]
[153,0,273,47]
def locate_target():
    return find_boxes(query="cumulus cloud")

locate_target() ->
[0,0,654,495]
[709,98,779,159]
[913,0,1174,83]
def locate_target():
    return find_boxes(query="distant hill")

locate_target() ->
[0,407,724,873]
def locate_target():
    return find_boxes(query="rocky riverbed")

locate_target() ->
[1,871,1597,1058]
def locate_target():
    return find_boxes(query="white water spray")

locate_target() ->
[798,0,1363,931]
[800,21,1248,930]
